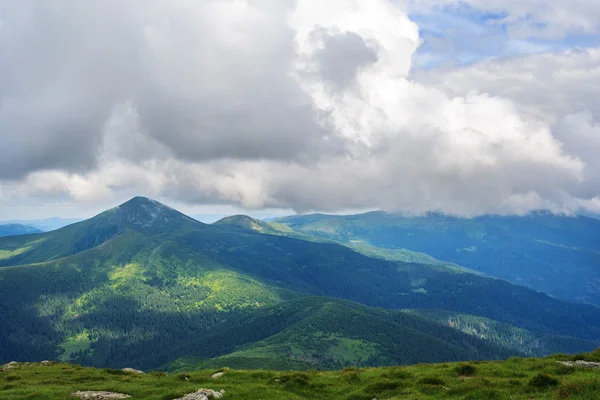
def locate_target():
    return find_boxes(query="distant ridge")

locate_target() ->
[275,210,600,306]
[0,224,42,237]
[214,214,283,234]
[0,217,83,232]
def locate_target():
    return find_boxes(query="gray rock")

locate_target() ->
[71,391,132,399]
[559,360,600,368]
[1,361,20,371]
[172,388,225,400]
[211,372,224,379]
[122,367,144,374]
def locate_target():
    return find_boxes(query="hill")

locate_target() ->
[2,350,600,399]
[0,217,83,232]
[0,198,599,371]
[275,211,600,306]
[0,224,41,237]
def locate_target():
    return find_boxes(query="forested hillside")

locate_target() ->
[1,198,598,371]
[275,211,600,306]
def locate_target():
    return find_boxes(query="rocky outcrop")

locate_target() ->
[1,360,54,371]
[1,361,20,371]
[71,391,131,399]
[172,388,225,400]
[559,360,600,368]
[211,372,224,379]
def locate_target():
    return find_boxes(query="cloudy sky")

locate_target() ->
[1,0,599,220]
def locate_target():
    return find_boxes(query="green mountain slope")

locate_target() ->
[1,198,599,371]
[0,224,41,237]
[167,297,520,371]
[275,211,600,306]
[0,197,203,267]
[404,309,597,357]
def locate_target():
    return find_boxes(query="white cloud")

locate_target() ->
[0,0,598,217]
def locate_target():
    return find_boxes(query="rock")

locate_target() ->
[172,388,225,400]
[122,367,144,374]
[1,361,19,371]
[211,372,224,379]
[559,360,600,368]
[40,360,52,365]
[71,391,132,399]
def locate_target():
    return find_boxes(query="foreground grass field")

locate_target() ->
[2,351,600,399]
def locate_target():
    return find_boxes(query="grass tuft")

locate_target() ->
[455,363,477,376]
[528,373,559,389]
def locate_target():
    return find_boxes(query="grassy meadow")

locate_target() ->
[2,351,600,399]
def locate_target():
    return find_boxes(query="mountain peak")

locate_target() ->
[114,197,198,229]
[119,196,160,207]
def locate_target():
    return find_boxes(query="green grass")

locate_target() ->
[2,352,600,399]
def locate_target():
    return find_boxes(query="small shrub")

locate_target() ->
[455,363,477,376]
[176,373,191,381]
[73,376,107,382]
[102,368,126,375]
[4,374,21,381]
[343,371,361,383]
[464,389,502,400]
[382,368,412,380]
[509,371,527,378]
[556,384,580,399]
[280,373,310,388]
[250,371,274,379]
[418,376,445,385]
[508,379,522,386]
[161,391,188,400]
[364,380,401,392]
[552,365,575,375]
[528,373,559,389]
[278,372,310,385]
[344,393,376,400]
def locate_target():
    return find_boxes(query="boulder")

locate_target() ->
[1,361,19,371]
[122,367,145,374]
[71,391,131,399]
[559,360,600,368]
[172,388,225,400]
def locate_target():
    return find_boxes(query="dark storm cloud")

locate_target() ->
[0,0,345,180]
[0,1,139,179]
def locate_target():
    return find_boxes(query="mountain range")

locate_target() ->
[275,211,600,306]
[0,197,598,371]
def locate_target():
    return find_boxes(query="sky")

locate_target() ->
[0,0,599,220]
